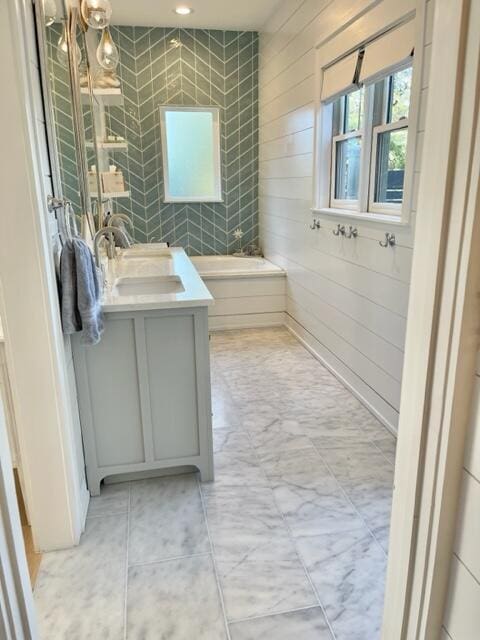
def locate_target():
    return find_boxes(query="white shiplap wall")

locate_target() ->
[443,360,480,639]
[258,0,435,431]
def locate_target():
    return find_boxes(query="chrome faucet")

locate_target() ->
[107,213,133,229]
[107,213,134,247]
[93,226,131,265]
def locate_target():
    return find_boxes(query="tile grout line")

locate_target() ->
[370,439,397,467]
[197,476,233,640]
[309,439,390,560]
[243,428,338,640]
[86,510,129,520]
[228,603,321,626]
[123,482,132,640]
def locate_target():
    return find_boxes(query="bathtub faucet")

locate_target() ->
[233,244,263,257]
[245,244,263,257]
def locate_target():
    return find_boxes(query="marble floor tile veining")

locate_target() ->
[128,474,210,565]
[34,327,396,640]
[34,514,128,639]
[296,529,388,640]
[127,555,228,639]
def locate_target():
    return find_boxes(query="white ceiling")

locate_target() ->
[109,0,282,30]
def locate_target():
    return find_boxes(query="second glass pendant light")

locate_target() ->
[81,0,112,29]
[96,27,119,70]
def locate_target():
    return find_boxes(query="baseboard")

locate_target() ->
[208,312,286,331]
[285,315,398,436]
[104,466,196,484]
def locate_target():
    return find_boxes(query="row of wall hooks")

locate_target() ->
[310,218,397,248]
[332,223,358,238]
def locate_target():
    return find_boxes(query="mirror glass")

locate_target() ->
[45,15,83,209]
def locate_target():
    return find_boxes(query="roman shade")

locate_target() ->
[359,20,415,85]
[320,51,361,103]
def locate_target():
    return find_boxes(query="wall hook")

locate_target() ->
[379,232,396,247]
[333,224,345,236]
[310,219,321,230]
[345,225,358,239]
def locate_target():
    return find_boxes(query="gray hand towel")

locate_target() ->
[60,240,81,334]
[60,238,104,345]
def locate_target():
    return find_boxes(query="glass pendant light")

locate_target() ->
[81,0,112,29]
[96,27,119,70]
[56,22,82,68]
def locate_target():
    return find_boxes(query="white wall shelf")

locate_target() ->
[85,141,128,150]
[90,190,130,199]
[80,87,124,106]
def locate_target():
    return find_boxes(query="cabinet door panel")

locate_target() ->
[144,315,199,460]
[85,318,145,466]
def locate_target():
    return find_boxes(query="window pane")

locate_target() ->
[332,98,343,136]
[388,67,412,123]
[374,127,408,203]
[163,109,219,200]
[335,136,361,200]
[345,87,364,132]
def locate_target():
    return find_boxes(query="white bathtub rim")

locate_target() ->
[191,255,285,279]
[198,271,285,280]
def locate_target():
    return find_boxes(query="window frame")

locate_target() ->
[330,129,363,210]
[313,18,422,227]
[369,117,409,214]
[159,105,223,204]
[327,67,412,219]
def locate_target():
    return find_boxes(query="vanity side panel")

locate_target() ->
[81,317,145,466]
[144,313,200,460]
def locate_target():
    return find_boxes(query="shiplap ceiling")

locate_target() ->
[108,0,282,30]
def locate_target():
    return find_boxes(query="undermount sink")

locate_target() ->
[113,275,184,296]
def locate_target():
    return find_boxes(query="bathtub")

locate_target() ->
[190,255,286,330]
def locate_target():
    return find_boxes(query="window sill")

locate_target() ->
[311,207,410,226]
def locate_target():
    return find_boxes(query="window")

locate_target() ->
[329,66,412,215]
[316,19,416,220]
[370,67,412,211]
[331,88,364,208]
[159,106,222,203]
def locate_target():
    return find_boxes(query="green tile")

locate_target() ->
[49,24,258,253]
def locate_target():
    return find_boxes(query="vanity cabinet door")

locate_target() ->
[73,306,213,493]
[143,314,200,460]
[77,318,145,467]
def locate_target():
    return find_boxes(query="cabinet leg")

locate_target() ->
[198,461,214,483]
[87,471,102,496]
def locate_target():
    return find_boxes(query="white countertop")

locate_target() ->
[0,317,3,343]
[102,247,214,313]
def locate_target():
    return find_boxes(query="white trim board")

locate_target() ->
[208,312,286,332]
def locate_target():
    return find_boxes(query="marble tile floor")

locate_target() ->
[34,327,396,639]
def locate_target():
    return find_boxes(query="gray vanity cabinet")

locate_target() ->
[72,306,213,495]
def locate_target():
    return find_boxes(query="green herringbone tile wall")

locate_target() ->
[47,25,259,255]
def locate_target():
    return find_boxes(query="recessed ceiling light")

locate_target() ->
[174,6,193,15]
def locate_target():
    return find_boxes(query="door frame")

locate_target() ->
[0,0,89,553]
[382,0,480,637]
[0,392,37,639]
